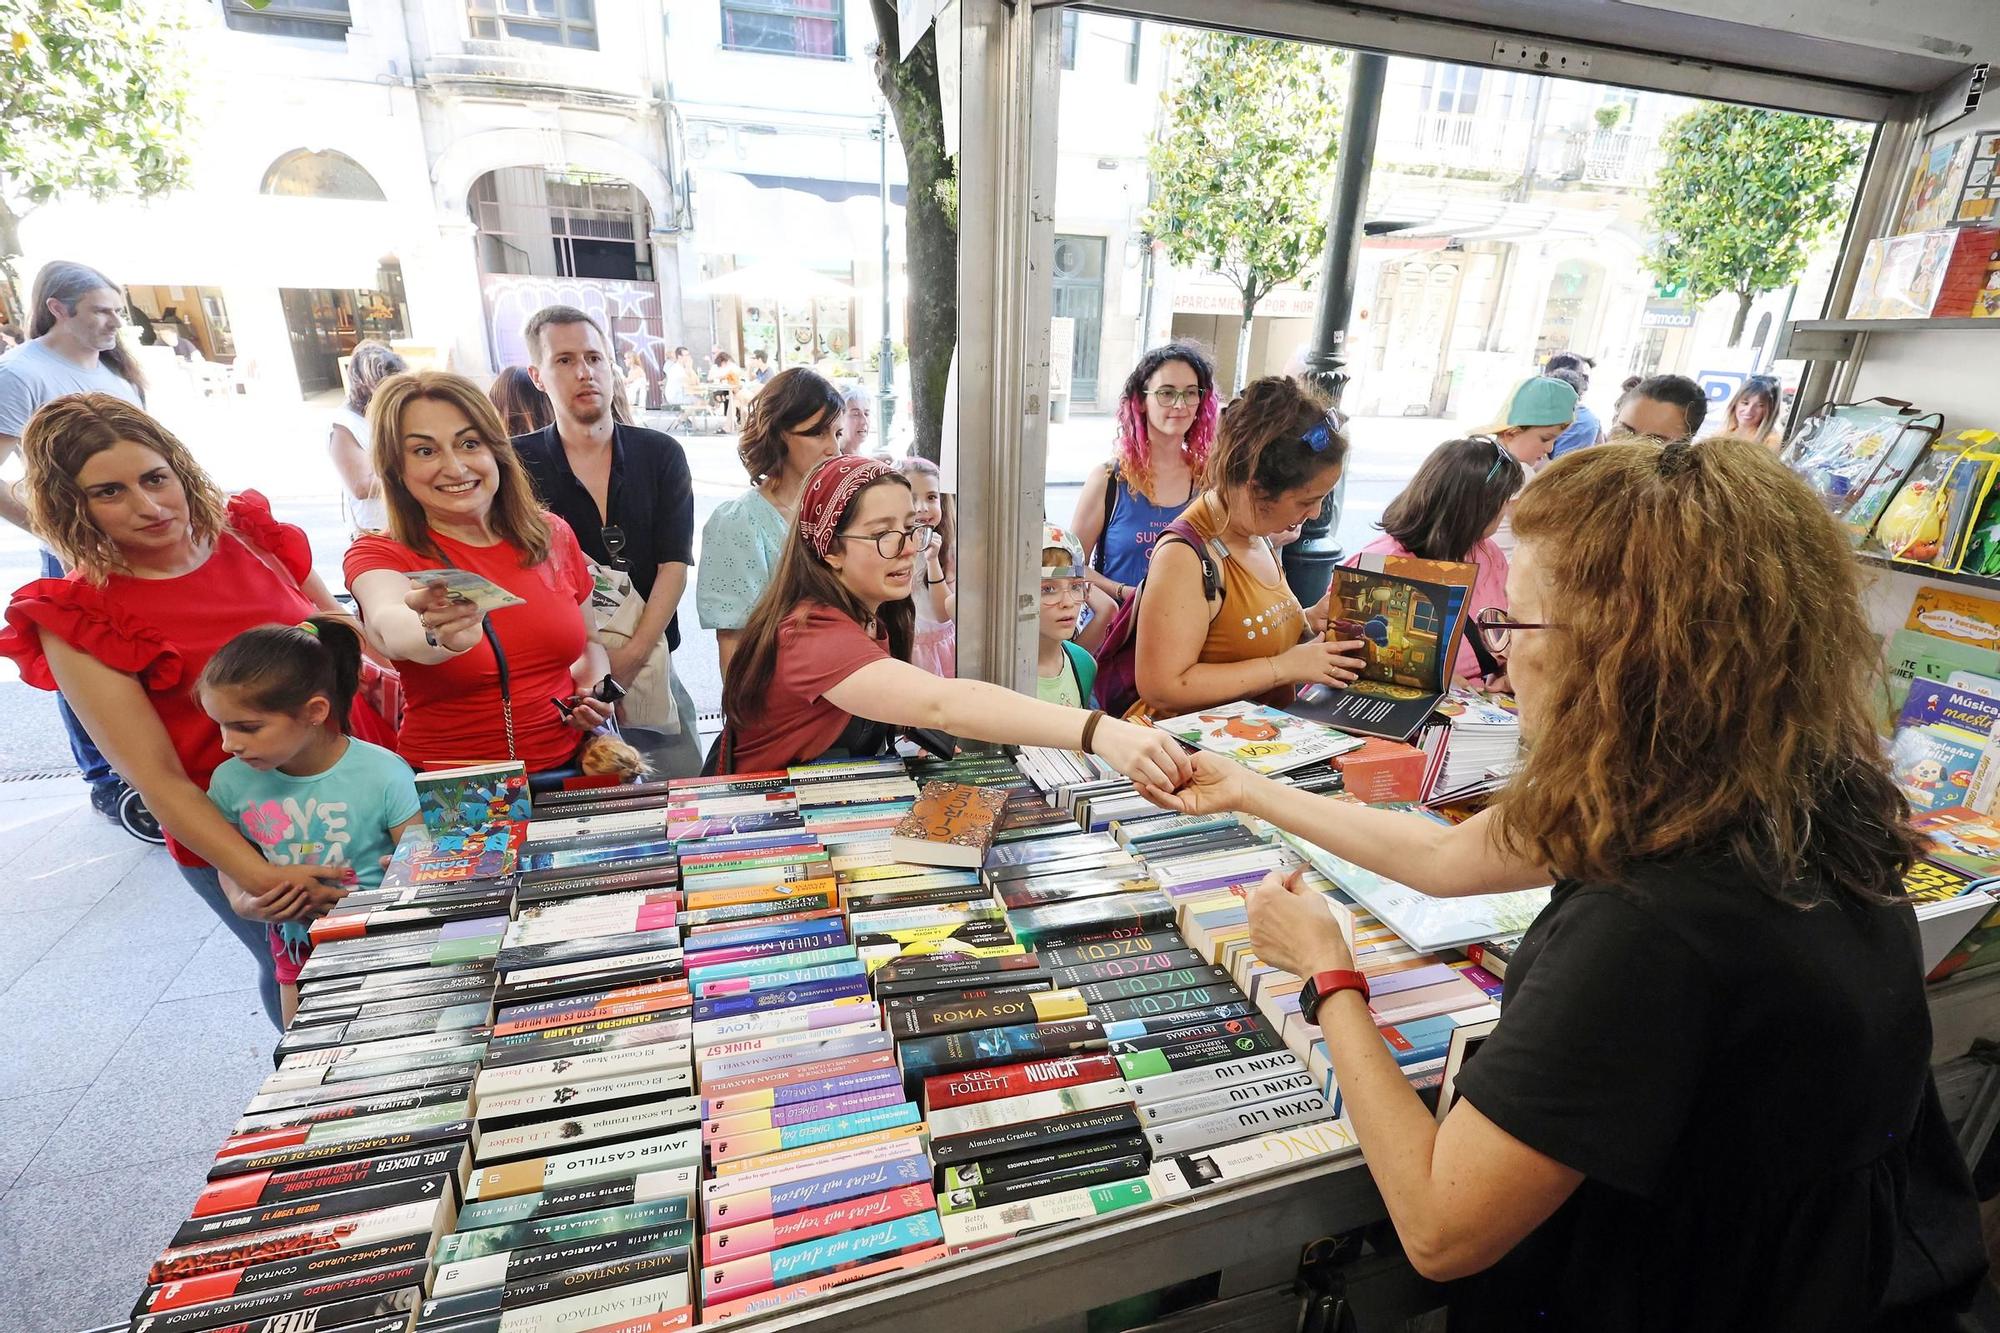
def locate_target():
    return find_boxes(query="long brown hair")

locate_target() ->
[1380,437,1524,562]
[722,473,917,728]
[488,366,553,439]
[21,394,228,582]
[370,370,552,565]
[738,368,843,487]
[29,261,146,401]
[1500,435,1918,906]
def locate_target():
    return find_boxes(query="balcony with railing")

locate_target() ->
[1556,129,1660,189]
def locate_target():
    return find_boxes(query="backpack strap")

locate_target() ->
[1094,464,1120,574]
[1155,515,1223,605]
[1064,639,1098,707]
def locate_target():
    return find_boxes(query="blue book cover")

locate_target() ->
[1898,677,2000,739]
[1890,723,1985,811]
[692,975,873,1022]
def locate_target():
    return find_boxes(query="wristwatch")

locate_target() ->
[1297,969,1370,1026]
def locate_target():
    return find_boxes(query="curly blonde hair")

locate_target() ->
[1499,434,1918,907]
[21,394,229,583]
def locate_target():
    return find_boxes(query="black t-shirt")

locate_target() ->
[1449,855,1982,1333]
[514,423,695,651]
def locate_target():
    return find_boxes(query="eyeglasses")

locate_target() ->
[834,524,935,558]
[1470,606,1554,655]
[1473,434,1514,485]
[1039,579,1091,605]
[1149,387,1201,409]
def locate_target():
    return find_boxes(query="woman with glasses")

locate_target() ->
[1069,341,1218,607]
[698,368,845,681]
[345,371,616,776]
[715,455,1191,791]
[1130,376,1366,719]
[1346,436,1526,686]
[1140,437,1983,1330]
[1715,374,1781,447]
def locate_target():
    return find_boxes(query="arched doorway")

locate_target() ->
[470,168,669,397]
[262,149,406,396]
[261,149,386,201]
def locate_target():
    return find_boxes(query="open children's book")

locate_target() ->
[1150,701,1364,776]
[1289,565,1470,741]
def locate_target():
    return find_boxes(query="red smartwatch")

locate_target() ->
[1297,969,1370,1025]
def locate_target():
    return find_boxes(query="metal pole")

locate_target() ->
[878,106,898,440]
[1286,49,1387,607]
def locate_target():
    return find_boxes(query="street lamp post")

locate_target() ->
[877,106,897,440]
[1285,50,1388,608]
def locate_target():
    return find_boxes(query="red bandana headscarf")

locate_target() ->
[799,455,894,558]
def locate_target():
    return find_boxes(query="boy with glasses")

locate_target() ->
[1035,523,1098,708]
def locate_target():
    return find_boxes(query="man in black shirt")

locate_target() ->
[515,305,703,777]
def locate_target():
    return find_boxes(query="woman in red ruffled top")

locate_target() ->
[0,394,352,1027]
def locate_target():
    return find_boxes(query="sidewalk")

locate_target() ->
[0,776,269,1333]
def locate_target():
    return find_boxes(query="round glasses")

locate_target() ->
[1149,387,1201,409]
[1471,606,1554,655]
[834,524,936,558]
[1039,578,1091,606]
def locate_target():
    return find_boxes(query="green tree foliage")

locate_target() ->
[1645,104,1863,345]
[0,0,198,308]
[1144,32,1342,390]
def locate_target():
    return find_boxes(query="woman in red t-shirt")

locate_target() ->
[343,371,614,775]
[0,395,354,1027]
[718,455,1190,791]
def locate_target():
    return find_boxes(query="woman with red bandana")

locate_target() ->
[715,455,1192,792]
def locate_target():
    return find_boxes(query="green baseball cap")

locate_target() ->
[1506,376,1580,428]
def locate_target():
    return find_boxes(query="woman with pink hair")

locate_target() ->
[1068,341,1218,606]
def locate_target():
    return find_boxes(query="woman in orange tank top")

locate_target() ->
[1132,376,1366,718]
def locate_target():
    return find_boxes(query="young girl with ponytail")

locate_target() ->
[198,616,423,1024]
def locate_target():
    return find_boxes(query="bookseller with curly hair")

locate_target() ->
[1144,436,1985,1331]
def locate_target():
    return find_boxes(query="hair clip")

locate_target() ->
[1300,418,1338,453]
[296,621,319,636]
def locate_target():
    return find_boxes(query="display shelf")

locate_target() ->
[1855,550,2000,594]
[1777,317,2000,362]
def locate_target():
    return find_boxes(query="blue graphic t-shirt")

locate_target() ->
[208,737,421,895]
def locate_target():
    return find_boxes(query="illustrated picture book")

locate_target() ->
[1288,566,1467,741]
[415,761,530,835]
[383,820,523,888]
[1780,399,1941,544]
[1150,701,1363,777]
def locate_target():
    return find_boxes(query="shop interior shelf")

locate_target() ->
[1857,551,2000,593]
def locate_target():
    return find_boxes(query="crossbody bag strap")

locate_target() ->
[431,548,516,761]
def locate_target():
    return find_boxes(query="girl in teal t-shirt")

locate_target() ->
[200,616,421,1024]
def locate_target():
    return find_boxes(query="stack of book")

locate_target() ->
[1416,690,1521,806]
[426,776,700,1333]
[682,761,950,1324]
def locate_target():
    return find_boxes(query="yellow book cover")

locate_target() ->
[1906,587,2000,650]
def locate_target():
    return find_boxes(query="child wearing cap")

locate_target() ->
[1488,376,1580,466]
[1036,523,1098,708]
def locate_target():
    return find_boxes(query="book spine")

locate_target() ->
[702,1062,901,1120]
[706,1101,921,1166]
[691,1026,890,1083]
[689,974,871,1022]
[699,1211,944,1303]
[885,988,1087,1039]
[892,1019,1107,1083]
[702,1085,906,1142]
[453,1164,698,1230]
[928,1103,1145,1166]
[701,1153,931,1231]
[938,1150,1149,1214]
[1094,981,1250,1025]
[1137,1070,1321,1126]
[435,1196,693,1266]
[1143,1091,1335,1156]
[922,1053,1124,1110]
[925,1080,1131,1141]
[699,1135,929,1208]
[1124,1050,1306,1105]
[941,1130,1152,1191]
[430,1222,693,1299]
[472,1097,700,1165]
[691,997,877,1050]
[701,1184,935,1266]
[465,1129,702,1202]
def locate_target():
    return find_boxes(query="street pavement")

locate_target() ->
[0,392,1461,776]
